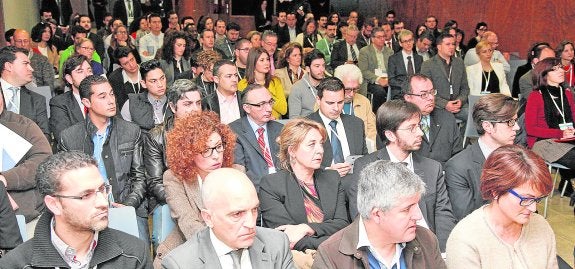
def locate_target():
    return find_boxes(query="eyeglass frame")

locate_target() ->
[201,142,226,158]
[405,89,437,99]
[507,189,547,207]
[396,123,423,133]
[485,117,518,127]
[51,183,112,201]
[244,99,275,108]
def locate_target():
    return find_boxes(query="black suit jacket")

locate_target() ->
[259,169,349,251]
[306,111,368,168]
[41,0,72,25]
[108,68,146,109]
[19,87,49,137]
[229,117,283,189]
[349,149,457,251]
[113,0,143,26]
[356,35,369,50]
[0,183,22,249]
[417,109,462,166]
[49,91,84,143]
[205,89,246,119]
[330,41,358,70]
[387,51,423,99]
[272,24,290,49]
[512,62,531,98]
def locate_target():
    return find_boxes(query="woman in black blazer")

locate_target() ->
[259,118,349,252]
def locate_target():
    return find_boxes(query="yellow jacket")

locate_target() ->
[238,77,287,119]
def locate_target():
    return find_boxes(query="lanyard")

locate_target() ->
[303,76,318,99]
[482,69,491,93]
[548,86,567,124]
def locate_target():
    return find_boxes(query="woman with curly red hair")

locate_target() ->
[153,111,236,267]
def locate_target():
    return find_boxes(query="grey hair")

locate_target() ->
[357,160,426,219]
[333,64,363,85]
[36,151,98,196]
[167,79,201,106]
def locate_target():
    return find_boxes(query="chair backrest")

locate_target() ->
[464,95,481,139]
[152,204,176,244]
[108,206,140,238]
[29,86,52,118]
[16,214,26,241]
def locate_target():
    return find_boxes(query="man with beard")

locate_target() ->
[288,50,325,118]
[349,99,457,252]
[161,168,294,268]
[234,38,252,80]
[315,21,337,70]
[0,151,151,268]
[445,94,519,221]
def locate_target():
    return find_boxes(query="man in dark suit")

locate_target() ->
[445,94,519,221]
[307,77,368,180]
[108,47,145,109]
[230,84,283,190]
[41,0,72,25]
[12,30,56,90]
[414,31,435,61]
[113,0,143,27]
[0,46,49,138]
[511,42,549,98]
[330,24,360,70]
[518,45,555,102]
[387,29,423,100]
[272,11,289,49]
[207,60,245,123]
[49,55,92,145]
[349,99,457,251]
[161,168,294,269]
[355,17,375,49]
[404,74,462,166]
[420,32,470,122]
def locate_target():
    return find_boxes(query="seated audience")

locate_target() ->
[519,45,555,101]
[161,168,295,268]
[259,118,349,253]
[295,18,322,49]
[12,29,56,90]
[59,25,101,75]
[446,145,557,268]
[108,46,144,108]
[214,22,241,61]
[275,42,305,97]
[557,40,575,88]
[238,47,287,119]
[464,31,510,74]
[229,84,283,190]
[206,60,245,123]
[0,151,152,268]
[467,22,487,49]
[330,24,360,70]
[313,161,446,269]
[159,31,192,87]
[138,13,164,62]
[315,21,338,69]
[154,111,236,267]
[445,93,519,221]
[106,24,140,74]
[30,21,59,72]
[246,30,262,48]
[358,26,394,110]
[387,29,423,100]
[234,38,252,80]
[75,37,105,75]
[189,50,221,103]
[526,57,575,196]
[288,49,325,118]
[466,40,511,96]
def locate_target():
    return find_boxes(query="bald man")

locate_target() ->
[161,168,295,269]
[11,29,56,90]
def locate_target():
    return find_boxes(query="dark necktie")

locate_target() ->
[407,56,414,76]
[329,120,344,163]
[228,249,243,269]
[350,45,358,62]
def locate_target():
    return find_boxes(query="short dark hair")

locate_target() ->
[473,93,518,135]
[167,79,202,106]
[113,46,135,60]
[304,49,325,67]
[31,22,52,43]
[316,77,344,99]
[139,59,162,80]
[385,10,396,16]
[475,22,488,30]
[62,55,90,88]
[79,75,109,99]
[180,16,194,26]
[401,74,433,96]
[148,13,162,21]
[212,59,235,77]
[528,42,551,64]
[227,22,241,31]
[234,38,251,50]
[435,32,454,45]
[444,19,457,29]
[4,29,15,44]
[36,151,98,196]
[0,46,28,73]
[376,99,421,145]
[70,25,89,37]
[417,31,434,42]
[39,7,52,16]
[77,14,91,23]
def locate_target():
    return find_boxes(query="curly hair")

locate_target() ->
[166,111,236,181]
[196,49,222,69]
[276,42,303,69]
[161,30,193,63]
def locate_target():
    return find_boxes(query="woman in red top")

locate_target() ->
[525,57,575,196]
[556,40,575,88]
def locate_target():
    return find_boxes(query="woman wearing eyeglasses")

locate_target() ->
[259,118,349,267]
[153,111,236,267]
[446,145,557,269]
[74,38,104,76]
[466,40,510,96]
[525,57,575,197]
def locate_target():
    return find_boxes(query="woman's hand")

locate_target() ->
[562,128,575,139]
[276,224,314,249]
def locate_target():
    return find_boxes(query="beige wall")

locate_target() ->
[2,0,39,38]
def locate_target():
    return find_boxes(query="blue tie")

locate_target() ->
[329,120,344,163]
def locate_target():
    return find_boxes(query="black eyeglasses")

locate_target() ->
[487,118,517,127]
[405,89,437,99]
[396,123,423,133]
[52,184,112,202]
[507,189,547,206]
[344,87,359,93]
[245,99,275,108]
[201,143,226,158]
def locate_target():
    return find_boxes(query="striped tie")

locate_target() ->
[257,127,274,168]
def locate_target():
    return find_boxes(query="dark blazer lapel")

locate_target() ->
[397,54,408,74]
[68,91,84,121]
[19,88,33,117]
[241,117,266,160]
[307,112,333,167]
[435,57,450,81]
[414,54,423,72]
[411,154,430,221]
[341,116,358,154]
[267,121,282,165]
[315,171,337,218]
[428,112,442,146]
[248,235,271,268]
[285,172,308,223]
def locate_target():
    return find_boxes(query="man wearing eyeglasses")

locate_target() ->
[404,74,462,166]
[445,93,519,221]
[388,29,423,100]
[12,29,56,91]
[0,151,152,268]
[230,84,283,190]
[58,75,149,245]
[349,99,457,252]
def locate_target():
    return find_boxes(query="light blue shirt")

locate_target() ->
[92,121,111,184]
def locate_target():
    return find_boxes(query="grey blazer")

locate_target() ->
[229,117,283,190]
[288,74,317,118]
[417,108,462,166]
[349,149,457,251]
[49,90,84,143]
[420,55,470,109]
[160,58,191,87]
[161,227,296,269]
[357,44,394,95]
[306,111,368,169]
[444,142,486,221]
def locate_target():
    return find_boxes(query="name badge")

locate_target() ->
[374,69,387,78]
[559,122,574,130]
